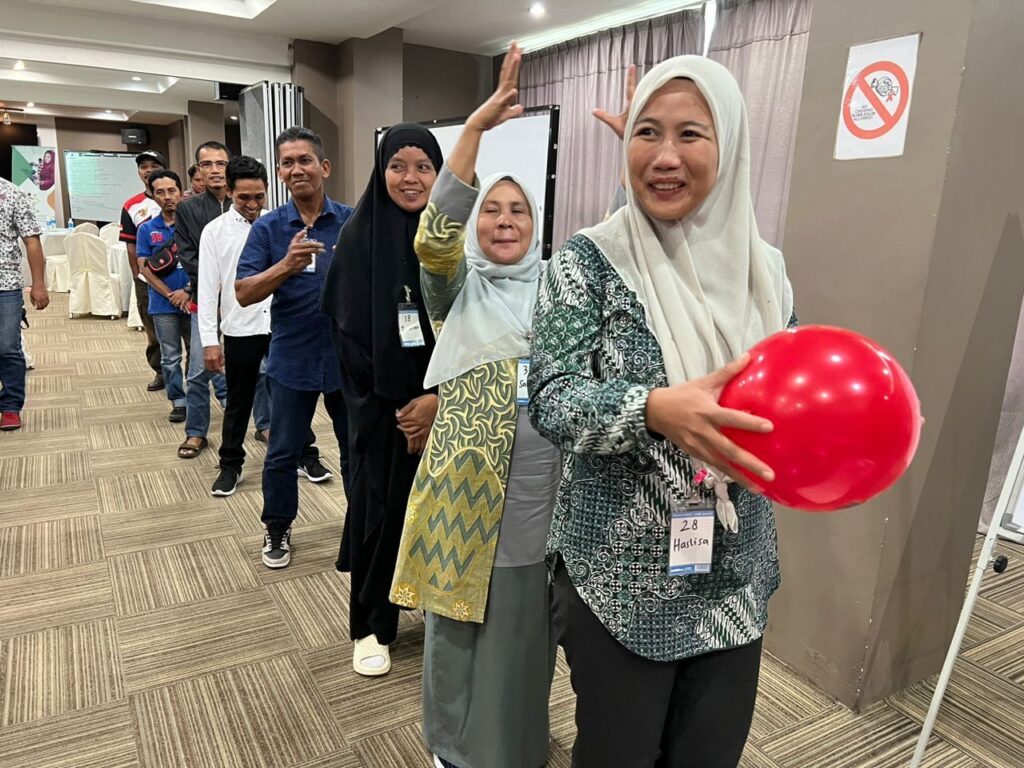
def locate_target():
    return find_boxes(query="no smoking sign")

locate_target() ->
[835,34,920,160]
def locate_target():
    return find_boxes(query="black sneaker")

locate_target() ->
[297,456,332,483]
[147,374,165,392]
[254,429,269,444]
[262,524,291,569]
[211,466,242,497]
[168,406,186,423]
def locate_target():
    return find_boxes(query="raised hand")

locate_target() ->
[593,64,638,140]
[466,42,525,133]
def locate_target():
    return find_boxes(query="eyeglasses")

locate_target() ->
[198,160,228,170]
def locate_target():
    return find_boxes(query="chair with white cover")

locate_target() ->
[42,232,70,292]
[66,232,123,319]
[72,222,100,236]
[99,223,121,246]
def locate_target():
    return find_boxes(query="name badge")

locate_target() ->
[668,504,714,576]
[516,358,530,405]
[303,253,316,274]
[398,303,425,348]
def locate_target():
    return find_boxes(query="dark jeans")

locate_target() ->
[261,378,349,528]
[0,291,26,413]
[134,278,162,375]
[220,335,317,472]
[552,556,762,768]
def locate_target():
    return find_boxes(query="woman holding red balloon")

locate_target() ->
[528,55,793,767]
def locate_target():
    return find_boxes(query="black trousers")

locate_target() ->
[220,334,317,471]
[552,556,762,768]
[134,279,161,375]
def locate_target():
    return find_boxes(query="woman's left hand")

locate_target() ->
[397,394,439,454]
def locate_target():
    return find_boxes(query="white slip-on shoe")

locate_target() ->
[352,634,391,677]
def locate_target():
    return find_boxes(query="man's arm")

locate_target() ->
[23,236,49,310]
[235,226,319,307]
[173,200,200,286]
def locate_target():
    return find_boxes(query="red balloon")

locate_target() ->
[719,325,922,512]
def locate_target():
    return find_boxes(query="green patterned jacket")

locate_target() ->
[528,234,786,661]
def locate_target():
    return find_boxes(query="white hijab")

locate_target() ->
[424,173,543,389]
[581,55,793,386]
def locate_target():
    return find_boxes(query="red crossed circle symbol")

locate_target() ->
[842,61,910,140]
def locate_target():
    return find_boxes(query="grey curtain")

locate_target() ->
[709,0,812,247]
[520,8,705,249]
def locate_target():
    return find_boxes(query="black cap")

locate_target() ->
[135,150,168,168]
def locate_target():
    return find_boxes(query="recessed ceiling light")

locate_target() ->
[131,75,142,81]
[230,115,238,121]
[529,2,546,17]
[13,60,25,71]
[26,102,35,108]
[105,109,112,113]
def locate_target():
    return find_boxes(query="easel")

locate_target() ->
[908,432,1021,767]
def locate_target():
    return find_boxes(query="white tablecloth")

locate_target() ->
[108,242,142,328]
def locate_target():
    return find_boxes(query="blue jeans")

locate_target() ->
[150,312,190,407]
[261,377,349,527]
[0,291,26,413]
[186,318,227,439]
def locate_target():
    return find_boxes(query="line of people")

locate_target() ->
[121,44,792,768]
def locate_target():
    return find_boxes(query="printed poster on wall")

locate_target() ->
[11,145,58,226]
[834,34,920,160]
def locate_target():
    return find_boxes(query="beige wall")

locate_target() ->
[291,33,491,204]
[54,117,172,223]
[402,44,491,124]
[772,0,1024,708]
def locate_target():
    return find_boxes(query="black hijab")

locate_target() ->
[323,123,444,403]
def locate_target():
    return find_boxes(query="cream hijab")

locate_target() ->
[581,55,793,386]
[423,173,543,389]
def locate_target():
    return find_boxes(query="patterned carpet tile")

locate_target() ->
[0,618,124,727]
[267,570,350,649]
[0,515,104,578]
[963,596,1024,650]
[26,374,76,395]
[87,417,194,451]
[758,703,956,768]
[75,358,153,377]
[132,655,344,768]
[100,499,238,556]
[81,384,168,409]
[979,562,1024,613]
[963,623,1024,684]
[249,521,344,585]
[0,699,139,768]
[740,744,782,768]
[886,660,1024,767]
[28,349,71,368]
[222,485,345,536]
[749,652,837,741]
[350,723,432,768]
[304,626,426,744]
[116,590,297,692]
[109,535,260,616]
[290,748,365,768]
[90,442,222,478]
[0,449,91,490]
[97,465,210,514]
[0,429,88,459]
[0,481,100,526]
[16,405,81,433]
[0,561,114,639]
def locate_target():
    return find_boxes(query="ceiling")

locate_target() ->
[0,0,700,124]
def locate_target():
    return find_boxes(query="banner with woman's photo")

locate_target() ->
[10,145,58,228]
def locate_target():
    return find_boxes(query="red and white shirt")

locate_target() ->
[118,191,161,244]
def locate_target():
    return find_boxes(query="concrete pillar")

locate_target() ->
[770,0,1024,708]
[186,100,225,160]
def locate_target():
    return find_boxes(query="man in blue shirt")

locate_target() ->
[137,170,191,425]
[236,127,352,569]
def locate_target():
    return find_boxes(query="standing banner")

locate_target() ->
[834,34,920,160]
[11,145,58,227]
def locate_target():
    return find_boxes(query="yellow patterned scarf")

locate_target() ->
[390,359,518,623]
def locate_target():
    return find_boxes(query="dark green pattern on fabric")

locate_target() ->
[528,234,782,662]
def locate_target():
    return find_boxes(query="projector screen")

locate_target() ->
[64,151,141,223]
[378,107,559,254]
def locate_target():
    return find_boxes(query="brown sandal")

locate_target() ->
[177,437,208,459]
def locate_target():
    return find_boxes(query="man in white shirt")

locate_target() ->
[198,156,321,496]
